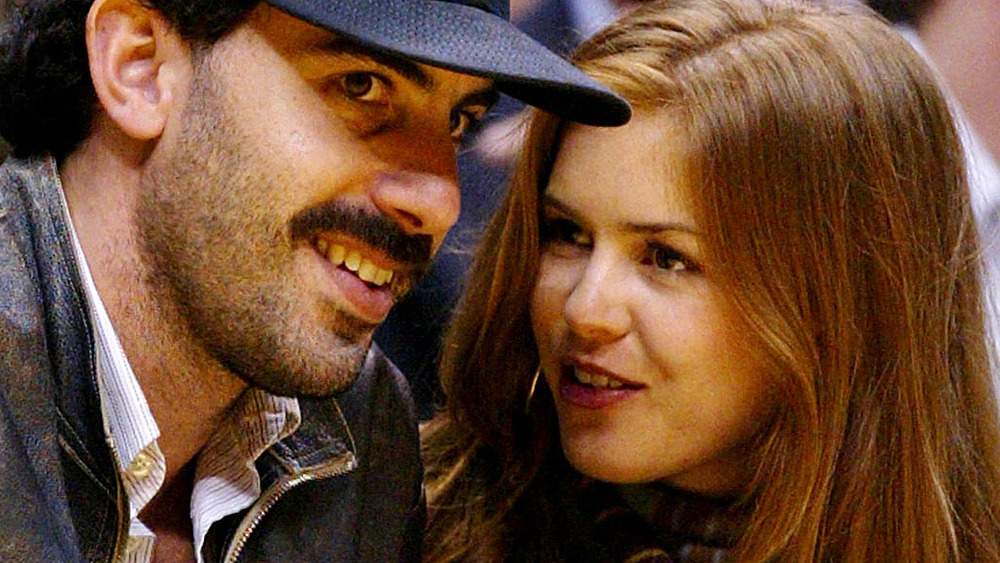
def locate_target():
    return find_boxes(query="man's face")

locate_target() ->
[137,6,494,396]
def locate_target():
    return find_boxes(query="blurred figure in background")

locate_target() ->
[868,0,1000,334]
[868,0,999,233]
[0,0,8,161]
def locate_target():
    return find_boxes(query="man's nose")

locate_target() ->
[368,169,460,240]
[367,125,461,243]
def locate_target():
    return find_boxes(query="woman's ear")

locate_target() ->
[85,0,189,141]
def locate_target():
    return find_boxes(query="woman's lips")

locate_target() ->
[557,360,643,410]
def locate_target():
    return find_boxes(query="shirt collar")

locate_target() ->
[55,169,161,483]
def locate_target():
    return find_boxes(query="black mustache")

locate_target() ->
[289,202,432,266]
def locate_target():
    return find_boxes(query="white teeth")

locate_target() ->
[317,241,395,287]
[329,244,346,266]
[345,250,362,272]
[357,259,377,283]
[368,265,394,287]
[575,368,624,389]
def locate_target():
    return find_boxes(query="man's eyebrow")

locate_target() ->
[311,37,432,88]
[309,37,498,110]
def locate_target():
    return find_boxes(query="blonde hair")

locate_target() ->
[423,0,1000,561]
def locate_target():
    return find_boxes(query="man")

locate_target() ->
[0,0,630,561]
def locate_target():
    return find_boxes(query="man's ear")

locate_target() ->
[86,0,189,141]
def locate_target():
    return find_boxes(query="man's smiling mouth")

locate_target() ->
[312,236,396,288]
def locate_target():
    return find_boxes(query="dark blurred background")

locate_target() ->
[0,0,9,161]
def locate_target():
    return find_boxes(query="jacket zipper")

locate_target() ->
[221,451,358,563]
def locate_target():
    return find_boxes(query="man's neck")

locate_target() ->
[917,0,1000,162]
[140,460,198,563]
[60,126,248,485]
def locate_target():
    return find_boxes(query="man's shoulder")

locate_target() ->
[0,153,96,450]
[253,346,424,562]
[0,157,48,363]
[334,343,420,441]
[364,343,419,414]
[0,156,95,563]
[338,344,424,562]
[0,154,54,210]
[0,156,36,250]
[0,156,59,281]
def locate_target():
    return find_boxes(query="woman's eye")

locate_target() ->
[540,218,592,248]
[650,245,691,272]
[339,72,388,102]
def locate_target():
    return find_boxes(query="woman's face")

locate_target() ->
[530,113,775,496]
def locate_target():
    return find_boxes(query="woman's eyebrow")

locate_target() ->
[540,194,576,217]
[625,221,700,236]
[541,193,699,235]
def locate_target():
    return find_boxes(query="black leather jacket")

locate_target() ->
[0,156,424,562]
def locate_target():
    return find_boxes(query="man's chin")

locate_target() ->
[227,338,372,398]
[270,370,362,398]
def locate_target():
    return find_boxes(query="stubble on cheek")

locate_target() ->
[137,160,376,396]
[132,62,375,397]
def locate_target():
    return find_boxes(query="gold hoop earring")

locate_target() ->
[525,365,542,413]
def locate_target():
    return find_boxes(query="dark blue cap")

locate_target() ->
[265,0,632,126]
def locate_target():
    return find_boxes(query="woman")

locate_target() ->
[422,0,1000,561]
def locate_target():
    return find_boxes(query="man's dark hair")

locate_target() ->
[0,0,258,159]
[866,0,933,24]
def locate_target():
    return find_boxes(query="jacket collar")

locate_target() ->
[2,155,110,465]
[1,155,116,560]
[258,348,390,478]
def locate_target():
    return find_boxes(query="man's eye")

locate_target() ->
[449,108,485,143]
[339,72,388,102]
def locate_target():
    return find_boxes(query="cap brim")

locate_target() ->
[266,0,631,126]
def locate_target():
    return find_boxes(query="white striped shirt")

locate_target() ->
[58,179,302,563]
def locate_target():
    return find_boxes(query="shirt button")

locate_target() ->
[126,535,140,553]
[128,451,154,479]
